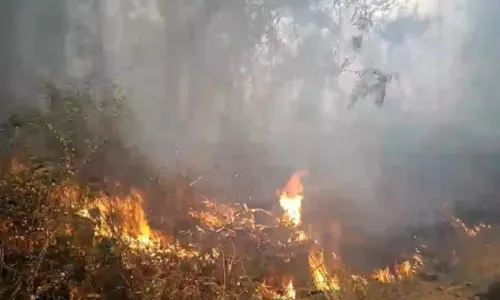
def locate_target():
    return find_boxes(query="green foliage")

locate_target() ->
[0,83,146,299]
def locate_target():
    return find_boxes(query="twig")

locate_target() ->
[27,229,55,297]
[221,246,226,298]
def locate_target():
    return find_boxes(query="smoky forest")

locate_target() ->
[1,0,500,299]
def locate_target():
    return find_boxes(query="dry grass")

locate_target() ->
[2,163,498,300]
[0,84,498,300]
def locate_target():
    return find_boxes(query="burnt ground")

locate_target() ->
[393,228,500,300]
[393,198,500,300]
[363,225,500,300]
[297,190,500,300]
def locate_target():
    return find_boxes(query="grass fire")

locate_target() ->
[0,84,499,300]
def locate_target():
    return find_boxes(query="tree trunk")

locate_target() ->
[164,1,181,136]
[0,0,15,110]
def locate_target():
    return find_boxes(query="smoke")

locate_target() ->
[1,0,498,232]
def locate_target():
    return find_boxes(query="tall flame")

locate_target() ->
[308,247,340,292]
[283,278,296,299]
[278,171,307,227]
[77,189,166,249]
[278,171,340,294]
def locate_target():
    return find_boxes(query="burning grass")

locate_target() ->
[0,162,459,300]
[0,84,497,299]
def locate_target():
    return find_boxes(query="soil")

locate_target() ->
[380,226,500,300]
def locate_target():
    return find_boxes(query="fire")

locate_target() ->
[73,188,203,258]
[259,277,296,300]
[277,171,342,295]
[94,190,160,246]
[278,171,307,227]
[189,198,256,231]
[308,247,340,292]
[44,169,436,296]
[373,254,424,283]
[288,230,308,243]
[50,182,82,207]
[373,267,395,283]
[76,189,167,249]
[283,278,296,299]
[451,216,490,237]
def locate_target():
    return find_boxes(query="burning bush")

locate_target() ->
[0,83,495,300]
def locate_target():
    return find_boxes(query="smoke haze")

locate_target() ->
[1,0,498,232]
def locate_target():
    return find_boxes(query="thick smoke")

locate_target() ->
[1,0,497,231]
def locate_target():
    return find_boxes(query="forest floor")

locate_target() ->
[368,226,500,300]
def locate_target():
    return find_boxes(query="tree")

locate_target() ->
[0,0,68,109]
[460,0,500,140]
[3,0,404,144]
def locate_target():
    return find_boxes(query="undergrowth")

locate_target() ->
[0,83,431,300]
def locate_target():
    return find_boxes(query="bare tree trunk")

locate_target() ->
[0,0,15,110]
[1,0,68,109]
[163,1,181,136]
[99,0,124,81]
[64,0,107,82]
[183,0,220,135]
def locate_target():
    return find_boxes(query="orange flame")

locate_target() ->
[77,189,167,249]
[76,188,199,258]
[189,198,256,231]
[450,216,490,237]
[278,171,307,227]
[308,247,340,292]
[283,278,296,299]
[373,254,423,283]
[259,276,296,299]
[373,267,395,283]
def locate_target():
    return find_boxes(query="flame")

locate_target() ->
[278,171,307,227]
[450,216,490,237]
[48,183,164,249]
[78,188,201,258]
[189,198,256,231]
[308,247,340,292]
[259,276,296,300]
[259,282,280,299]
[373,254,424,283]
[95,190,160,246]
[75,189,170,250]
[279,171,340,293]
[16,163,443,294]
[283,278,296,299]
[373,267,395,283]
[289,230,308,243]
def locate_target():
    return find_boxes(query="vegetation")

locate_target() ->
[1,0,419,146]
[0,84,328,299]
[2,1,499,299]
[0,84,497,300]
